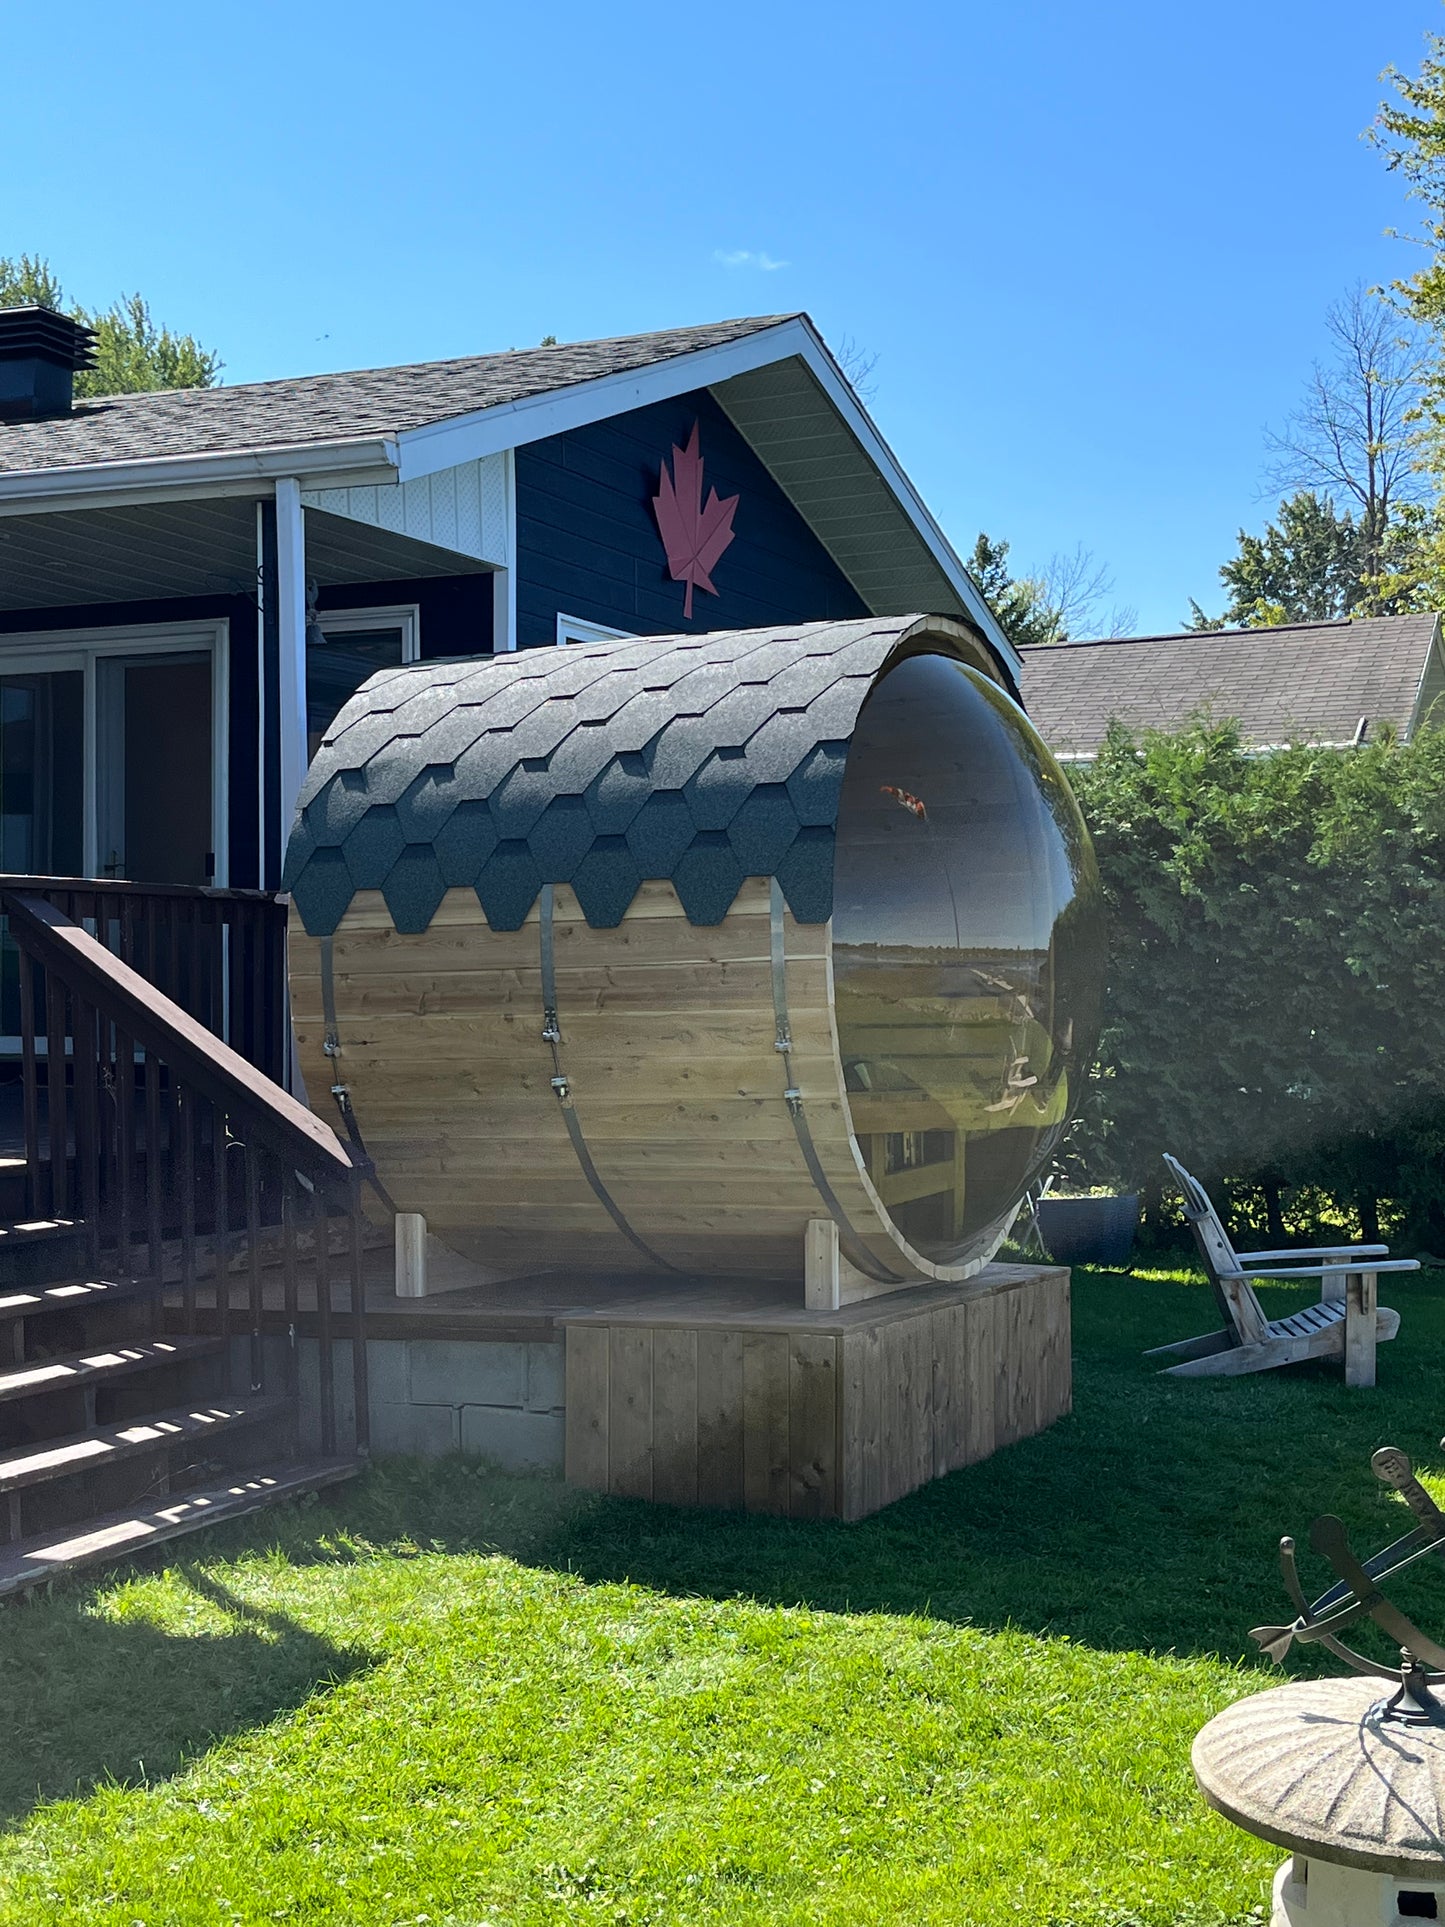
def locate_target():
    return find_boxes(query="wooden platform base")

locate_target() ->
[561,1263,1070,1521]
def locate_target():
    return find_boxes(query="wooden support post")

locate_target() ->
[804,1218,840,1311]
[395,1212,427,1299]
[1344,1268,1378,1388]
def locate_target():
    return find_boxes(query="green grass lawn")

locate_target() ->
[4,1265,1445,1926]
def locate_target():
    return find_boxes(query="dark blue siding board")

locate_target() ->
[538,424,858,578]
[515,386,866,650]
[523,432,861,593]
[521,469,863,611]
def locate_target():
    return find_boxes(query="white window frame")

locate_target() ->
[0,618,230,885]
[555,612,634,647]
[314,602,422,662]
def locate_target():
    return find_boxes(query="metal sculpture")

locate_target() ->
[1251,1444,1445,1723]
[651,420,738,618]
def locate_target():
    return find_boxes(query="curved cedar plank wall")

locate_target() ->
[285,615,1100,1289]
[289,876,921,1279]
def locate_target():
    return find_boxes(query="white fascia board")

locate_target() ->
[0,436,400,518]
[394,317,1021,682]
[1407,612,1445,736]
[393,322,815,478]
[789,325,1022,682]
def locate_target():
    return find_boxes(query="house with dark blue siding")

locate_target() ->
[0,308,1015,894]
[0,305,1040,1589]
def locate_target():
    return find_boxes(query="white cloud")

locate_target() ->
[714,249,789,272]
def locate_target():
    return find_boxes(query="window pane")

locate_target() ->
[0,672,84,876]
[0,669,85,1038]
[307,628,405,764]
[831,653,1104,1266]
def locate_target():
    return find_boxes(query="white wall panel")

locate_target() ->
[302,453,508,565]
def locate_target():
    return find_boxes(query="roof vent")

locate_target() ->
[0,306,97,422]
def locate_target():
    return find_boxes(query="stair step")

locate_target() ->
[0,1458,362,1600]
[0,1394,291,1496]
[0,1218,78,1246]
[0,1218,87,1289]
[0,1276,152,1325]
[0,1334,222,1406]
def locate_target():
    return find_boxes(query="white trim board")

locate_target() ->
[316,602,422,659]
[301,452,511,566]
[556,613,634,646]
[0,437,400,517]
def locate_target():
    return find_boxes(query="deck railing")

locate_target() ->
[2,890,368,1457]
[0,875,288,1083]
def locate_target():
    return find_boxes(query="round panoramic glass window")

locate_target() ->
[831,651,1105,1267]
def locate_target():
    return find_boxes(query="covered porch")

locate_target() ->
[0,467,508,906]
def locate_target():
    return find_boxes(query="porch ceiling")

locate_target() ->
[0,498,489,614]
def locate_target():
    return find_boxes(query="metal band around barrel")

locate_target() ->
[768,880,902,1285]
[538,886,682,1274]
[317,936,399,1214]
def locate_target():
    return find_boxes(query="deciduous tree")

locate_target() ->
[0,254,220,395]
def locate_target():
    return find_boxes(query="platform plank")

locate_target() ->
[562,1264,1070,1521]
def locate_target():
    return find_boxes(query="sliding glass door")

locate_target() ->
[0,671,84,878]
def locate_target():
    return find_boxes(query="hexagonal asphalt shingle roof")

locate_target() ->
[284,615,969,934]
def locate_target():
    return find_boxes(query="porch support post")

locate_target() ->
[274,477,309,853]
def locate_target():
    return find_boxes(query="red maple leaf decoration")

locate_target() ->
[651,421,739,619]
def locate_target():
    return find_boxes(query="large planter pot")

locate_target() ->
[1037,1193,1141,1267]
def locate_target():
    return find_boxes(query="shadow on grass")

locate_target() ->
[0,1565,376,1826]
[7,1262,1444,1827]
[304,1264,1445,1671]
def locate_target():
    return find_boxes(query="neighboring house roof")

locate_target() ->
[0,318,783,472]
[284,614,982,937]
[1018,614,1445,757]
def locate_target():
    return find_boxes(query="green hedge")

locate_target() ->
[1063,718,1445,1245]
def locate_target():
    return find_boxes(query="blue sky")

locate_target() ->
[1,0,1434,632]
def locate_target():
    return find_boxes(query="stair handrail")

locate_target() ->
[2,891,354,1188]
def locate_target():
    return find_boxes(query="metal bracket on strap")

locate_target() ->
[768,879,902,1286]
[538,886,681,1274]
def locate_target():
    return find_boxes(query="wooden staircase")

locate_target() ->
[0,891,370,1602]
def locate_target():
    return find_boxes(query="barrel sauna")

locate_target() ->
[284,614,1104,1292]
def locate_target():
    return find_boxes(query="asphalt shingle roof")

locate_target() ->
[284,615,955,936]
[1018,615,1442,756]
[0,317,790,473]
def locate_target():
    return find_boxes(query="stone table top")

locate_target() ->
[1194,1677,1445,1880]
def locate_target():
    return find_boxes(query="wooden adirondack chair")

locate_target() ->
[1146,1154,1415,1386]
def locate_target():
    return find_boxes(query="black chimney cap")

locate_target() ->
[0,306,97,370]
[0,306,97,422]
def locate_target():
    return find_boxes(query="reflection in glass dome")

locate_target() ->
[831,651,1105,1267]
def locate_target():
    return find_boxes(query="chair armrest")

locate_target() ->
[1237,1244,1390,1264]
[1228,1259,1421,1281]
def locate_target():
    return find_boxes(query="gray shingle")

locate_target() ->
[1019,615,1443,756]
[0,317,791,472]
[571,838,643,928]
[383,846,449,934]
[286,615,980,934]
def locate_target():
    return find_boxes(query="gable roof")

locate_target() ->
[0,311,1020,677]
[1018,614,1444,757]
[0,317,786,473]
